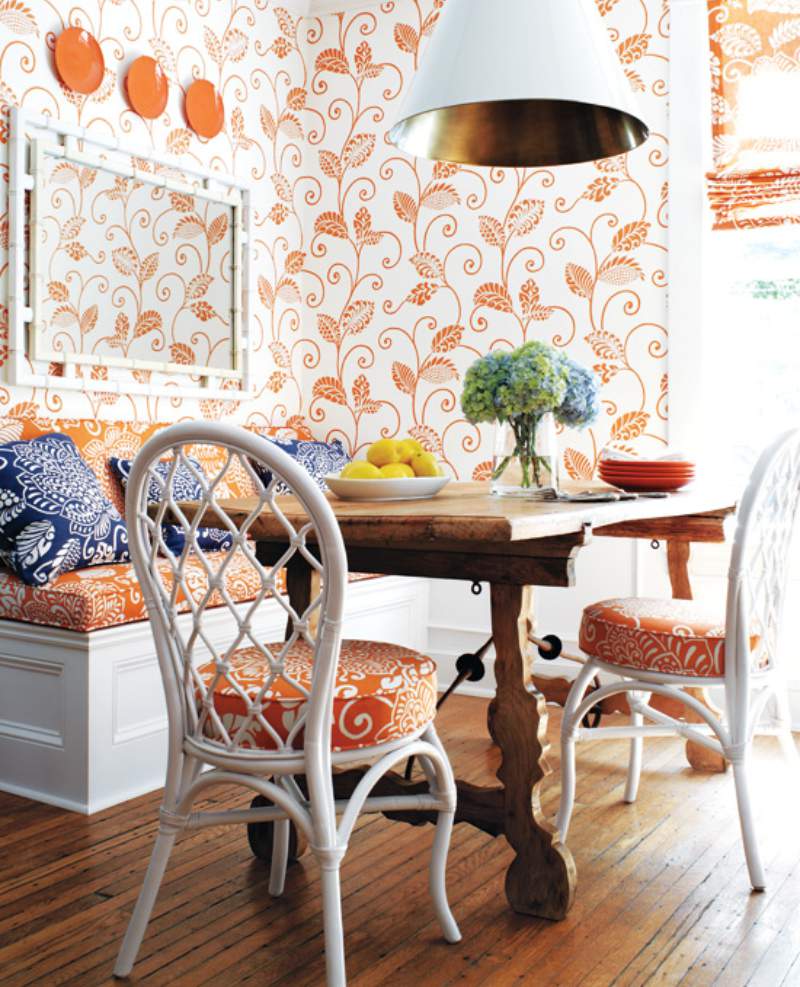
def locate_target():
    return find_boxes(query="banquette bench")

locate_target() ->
[0,418,427,812]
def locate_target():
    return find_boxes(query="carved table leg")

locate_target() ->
[487,583,576,919]
[284,554,321,638]
[666,540,727,773]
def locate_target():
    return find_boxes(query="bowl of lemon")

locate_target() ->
[326,438,449,501]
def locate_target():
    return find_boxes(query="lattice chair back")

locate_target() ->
[726,429,800,684]
[124,422,348,764]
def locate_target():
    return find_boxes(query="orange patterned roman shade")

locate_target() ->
[708,0,800,229]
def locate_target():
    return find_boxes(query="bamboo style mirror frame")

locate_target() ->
[8,108,255,399]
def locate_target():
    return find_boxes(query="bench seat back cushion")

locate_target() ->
[0,434,131,586]
[0,419,297,519]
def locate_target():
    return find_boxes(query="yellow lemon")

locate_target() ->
[396,438,424,463]
[340,460,382,480]
[367,438,401,468]
[411,452,440,478]
[379,463,415,479]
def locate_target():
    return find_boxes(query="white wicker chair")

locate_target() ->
[113,422,460,986]
[557,429,800,891]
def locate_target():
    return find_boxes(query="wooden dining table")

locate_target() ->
[189,482,736,921]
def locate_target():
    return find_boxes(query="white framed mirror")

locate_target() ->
[8,108,254,400]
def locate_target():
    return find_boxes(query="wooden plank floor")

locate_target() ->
[2,696,800,986]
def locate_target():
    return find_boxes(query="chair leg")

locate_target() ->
[556,661,597,841]
[624,691,648,804]
[319,860,347,987]
[113,828,177,977]
[269,818,290,898]
[732,758,766,891]
[429,805,461,943]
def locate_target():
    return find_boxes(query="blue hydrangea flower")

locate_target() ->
[556,357,600,429]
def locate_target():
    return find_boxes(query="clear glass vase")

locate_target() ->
[492,413,558,499]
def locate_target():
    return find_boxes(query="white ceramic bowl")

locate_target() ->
[325,474,450,501]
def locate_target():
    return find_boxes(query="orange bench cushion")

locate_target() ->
[197,639,437,752]
[0,550,278,633]
[580,597,764,678]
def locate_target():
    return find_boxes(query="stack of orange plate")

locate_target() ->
[598,457,696,493]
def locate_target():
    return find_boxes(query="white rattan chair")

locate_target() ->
[113,422,460,986]
[557,429,800,891]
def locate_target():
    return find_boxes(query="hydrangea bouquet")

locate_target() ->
[461,341,600,497]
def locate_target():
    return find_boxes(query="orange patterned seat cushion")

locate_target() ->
[197,640,437,753]
[0,551,280,633]
[579,597,761,678]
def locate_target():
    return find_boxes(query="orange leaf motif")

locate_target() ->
[315,48,349,73]
[269,341,291,368]
[170,191,194,213]
[472,460,493,482]
[286,87,306,110]
[612,220,650,252]
[314,211,348,238]
[407,282,438,305]
[79,305,98,335]
[135,310,162,338]
[258,276,274,310]
[563,449,593,481]
[408,424,441,454]
[317,314,340,344]
[479,216,505,248]
[392,362,416,396]
[420,356,459,384]
[393,192,418,224]
[48,281,68,302]
[208,213,229,246]
[139,252,158,282]
[394,23,418,54]
[191,301,218,322]
[582,176,620,202]
[319,151,342,179]
[422,182,460,210]
[506,199,544,238]
[565,263,594,299]
[410,252,444,280]
[474,282,513,313]
[285,250,306,274]
[170,343,195,365]
[354,207,381,245]
[586,330,624,360]
[187,273,212,299]
[431,324,463,353]
[598,256,644,286]
[341,300,374,335]
[610,411,649,442]
[617,33,651,64]
[342,133,375,169]
[313,376,347,405]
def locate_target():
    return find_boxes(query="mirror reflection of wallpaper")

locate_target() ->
[35,154,236,375]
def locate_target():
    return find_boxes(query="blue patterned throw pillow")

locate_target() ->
[109,455,233,556]
[0,433,130,586]
[256,438,351,493]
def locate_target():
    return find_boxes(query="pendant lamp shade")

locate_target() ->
[388,0,649,168]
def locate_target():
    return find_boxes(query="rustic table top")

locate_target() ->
[187,482,736,547]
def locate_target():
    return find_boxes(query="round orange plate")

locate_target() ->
[185,79,224,139]
[125,55,168,119]
[54,26,104,95]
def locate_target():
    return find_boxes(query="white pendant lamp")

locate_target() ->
[389,0,649,167]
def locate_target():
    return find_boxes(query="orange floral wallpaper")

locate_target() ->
[285,0,670,479]
[0,0,669,480]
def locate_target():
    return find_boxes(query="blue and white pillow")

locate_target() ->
[257,438,351,493]
[0,433,130,586]
[109,455,233,556]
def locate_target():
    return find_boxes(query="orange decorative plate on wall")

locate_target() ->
[54,27,104,95]
[185,80,224,139]
[126,56,168,119]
